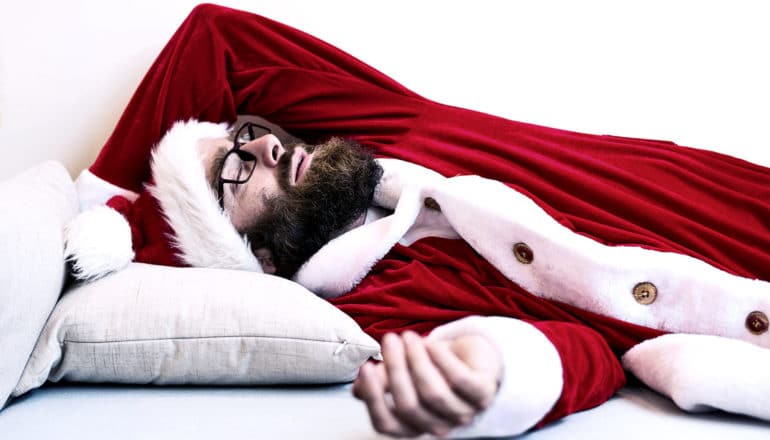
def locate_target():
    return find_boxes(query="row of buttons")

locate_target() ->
[511,240,770,336]
[421,198,770,337]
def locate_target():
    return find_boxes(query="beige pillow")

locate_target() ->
[0,161,78,408]
[13,263,380,396]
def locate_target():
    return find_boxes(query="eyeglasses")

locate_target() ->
[217,122,272,210]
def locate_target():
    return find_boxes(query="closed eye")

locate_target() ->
[243,159,255,175]
[235,163,245,182]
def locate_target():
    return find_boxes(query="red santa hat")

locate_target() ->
[64,120,262,281]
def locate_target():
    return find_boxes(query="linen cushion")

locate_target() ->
[13,262,380,395]
[0,161,78,408]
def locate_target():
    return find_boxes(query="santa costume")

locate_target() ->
[67,4,770,438]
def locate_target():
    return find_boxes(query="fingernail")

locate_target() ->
[433,427,449,437]
[406,330,422,341]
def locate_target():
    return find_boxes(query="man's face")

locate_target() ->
[201,133,298,232]
[200,133,382,277]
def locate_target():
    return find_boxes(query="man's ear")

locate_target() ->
[254,248,277,274]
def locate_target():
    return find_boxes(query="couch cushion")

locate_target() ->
[0,161,78,408]
[13,263,380,395]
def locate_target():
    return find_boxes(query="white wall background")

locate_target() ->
[1,0,769,180]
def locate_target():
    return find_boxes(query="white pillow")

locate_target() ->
[0,161,78,408]
[13,263,380,396]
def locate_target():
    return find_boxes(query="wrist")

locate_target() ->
[449,333,503,387]
[428,316,563,438]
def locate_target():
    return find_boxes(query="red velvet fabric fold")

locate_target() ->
[92,4,770,283]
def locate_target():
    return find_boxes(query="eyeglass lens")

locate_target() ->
[222,123,271,183]
[236,123,270,145]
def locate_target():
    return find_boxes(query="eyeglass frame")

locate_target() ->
[216,122,272,210]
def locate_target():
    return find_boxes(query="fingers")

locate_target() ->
[402,332,476,424]
[355,361,419,437]
[353,331,499,438]
[352,360,388,400]
[383,333,456,436]
[427,340,499,410]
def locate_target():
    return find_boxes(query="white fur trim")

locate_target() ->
[64,206,134,281]
[622,333,770,420]
[75,169,139,211]
[434,175,770,348]
[148,119,261,272]
[428,316,563,438]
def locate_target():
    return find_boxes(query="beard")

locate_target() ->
[244,137,383,278]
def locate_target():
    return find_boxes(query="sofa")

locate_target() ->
[0,164,768,440]
[2,2,770,438]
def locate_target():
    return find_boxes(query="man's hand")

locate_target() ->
[352,330,503,438]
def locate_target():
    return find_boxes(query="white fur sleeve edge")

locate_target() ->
[427,316,563,438]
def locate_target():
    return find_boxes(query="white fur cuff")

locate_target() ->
[622,333,770,420]
[428,316,563,438]
[64,206,134,281]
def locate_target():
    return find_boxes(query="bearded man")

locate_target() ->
[66,4,770,439]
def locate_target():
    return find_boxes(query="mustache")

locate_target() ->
[276,143,315,191]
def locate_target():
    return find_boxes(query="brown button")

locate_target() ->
[632,282,657,305]
[746,311,769,335]
[513,242,534,264]
[423,197,441,212]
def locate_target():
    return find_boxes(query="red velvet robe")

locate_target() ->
[86,3,770,429]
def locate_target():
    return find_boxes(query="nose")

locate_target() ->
[241,134,283,168]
